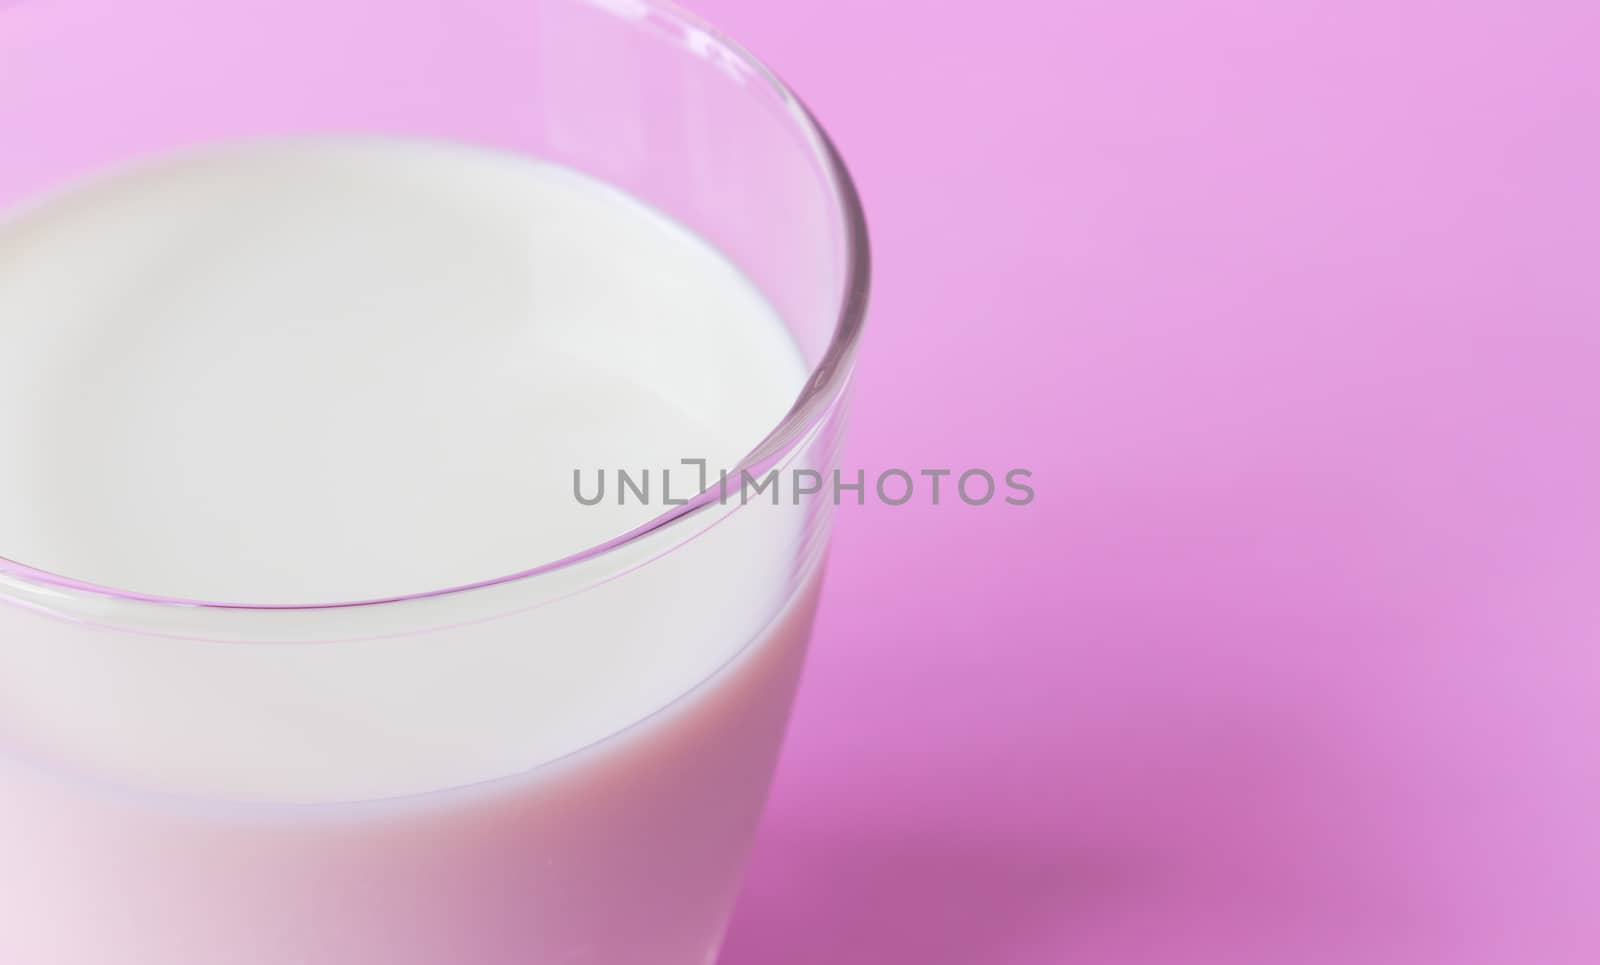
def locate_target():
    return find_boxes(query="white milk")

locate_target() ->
[0,138,823,964]
[0,136,804,604]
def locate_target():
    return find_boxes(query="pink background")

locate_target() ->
[693,2,1600,963]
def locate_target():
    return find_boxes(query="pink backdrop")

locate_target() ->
[694,1,1600,963]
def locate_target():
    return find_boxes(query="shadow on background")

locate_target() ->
[719,825,1089,965]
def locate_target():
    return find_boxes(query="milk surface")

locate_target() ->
[0,136,804,602]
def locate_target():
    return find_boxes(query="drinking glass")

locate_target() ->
[0,1,869,962]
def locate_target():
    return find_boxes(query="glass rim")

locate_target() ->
[0,0,872,614]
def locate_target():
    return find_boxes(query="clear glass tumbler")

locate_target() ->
[0,1,868,962]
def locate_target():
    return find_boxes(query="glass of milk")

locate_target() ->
[0,1,868,962]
